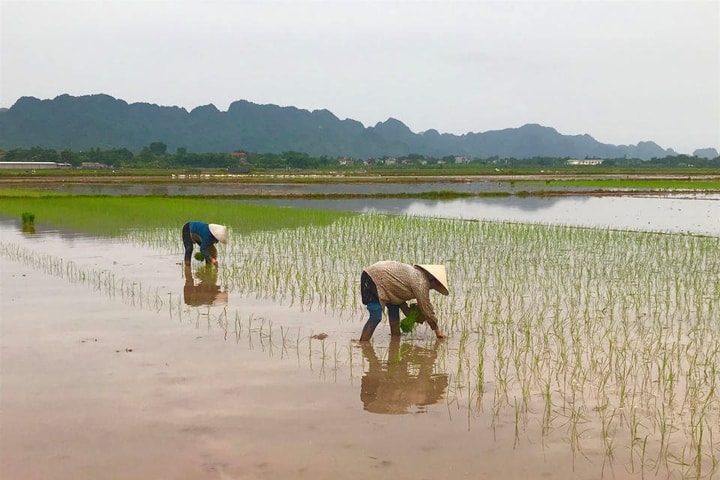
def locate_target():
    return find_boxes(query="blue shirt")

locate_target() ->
[188,221,218,260]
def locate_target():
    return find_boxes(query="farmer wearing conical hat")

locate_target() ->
[182,221,228,267]
[359,261,449,342]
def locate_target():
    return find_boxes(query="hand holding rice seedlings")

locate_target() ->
[400,303,423,333]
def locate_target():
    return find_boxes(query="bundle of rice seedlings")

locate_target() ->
[400,303,423,333]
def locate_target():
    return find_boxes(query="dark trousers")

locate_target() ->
[182,222,195,264]
[361,270,379,305]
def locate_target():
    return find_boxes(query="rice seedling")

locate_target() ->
[21,211,35,225]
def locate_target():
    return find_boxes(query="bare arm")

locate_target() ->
[414,288,445,338]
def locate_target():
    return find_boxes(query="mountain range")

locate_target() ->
[0,93,684,160]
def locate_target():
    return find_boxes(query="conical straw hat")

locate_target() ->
[414,264,449,295]
[208,224,228,244]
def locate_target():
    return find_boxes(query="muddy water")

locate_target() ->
[0,222,679,479]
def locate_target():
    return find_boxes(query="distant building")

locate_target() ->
[81,162,110,169]
[0,161,71,170]
[566,159,603,166]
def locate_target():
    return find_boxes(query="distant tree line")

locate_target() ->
[1,144,718,171]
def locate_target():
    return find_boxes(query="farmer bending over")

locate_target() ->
[359,261,449,342]
[182,221,228,267]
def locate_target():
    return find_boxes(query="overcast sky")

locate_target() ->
[1,0,718,154]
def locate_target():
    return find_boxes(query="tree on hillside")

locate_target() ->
[147,142,168,155]
[61,149,81,167]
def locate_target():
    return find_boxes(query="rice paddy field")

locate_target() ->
[1,195,718,480]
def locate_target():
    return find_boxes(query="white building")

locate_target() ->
[566,159,603,166]
[0,161,71,170]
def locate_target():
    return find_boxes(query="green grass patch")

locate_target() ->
[0,196,353,236]
[0,189,66,197]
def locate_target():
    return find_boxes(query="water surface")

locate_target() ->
[243,193,720,236]
[24,180,719,236]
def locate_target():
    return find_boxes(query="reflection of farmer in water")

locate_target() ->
[183,265,228,306]
[360,338,448,414]
[182,221,228,267]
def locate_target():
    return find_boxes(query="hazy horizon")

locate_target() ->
[2,1,718,154]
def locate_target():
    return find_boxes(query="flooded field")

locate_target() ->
[13,177,719,236]
[243,193,720,237]
[1,203,719,479]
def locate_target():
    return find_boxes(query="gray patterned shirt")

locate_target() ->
[364,261,440,331]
